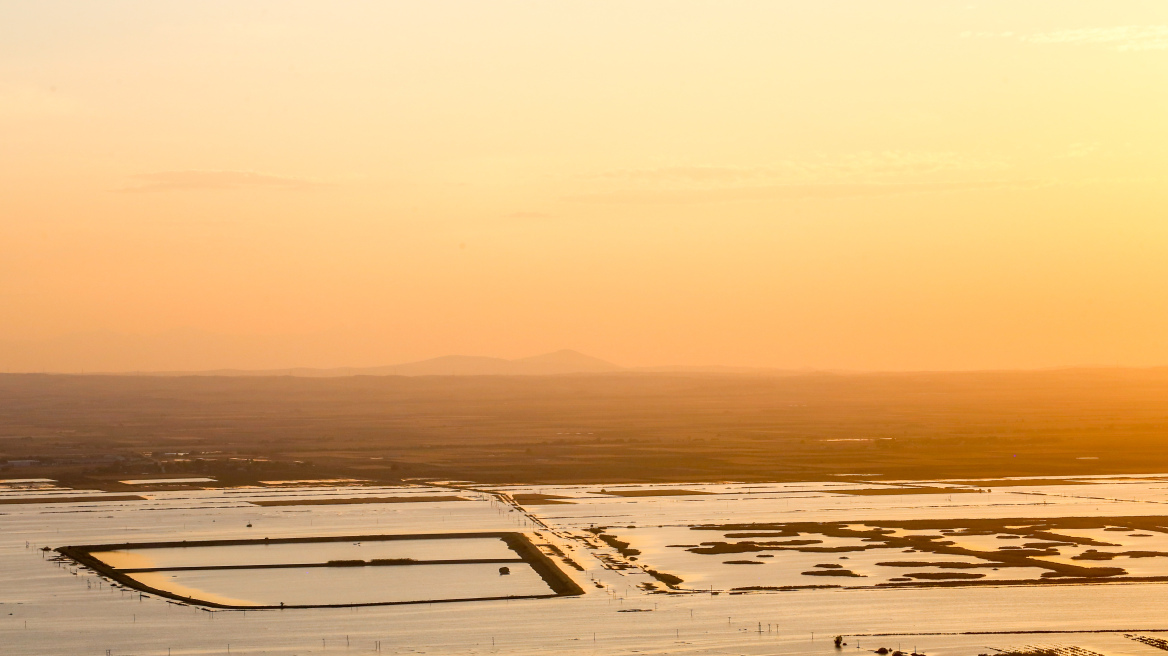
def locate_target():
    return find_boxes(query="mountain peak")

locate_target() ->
[514,349,618,368]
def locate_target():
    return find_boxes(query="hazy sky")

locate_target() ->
[3,1,1168,371]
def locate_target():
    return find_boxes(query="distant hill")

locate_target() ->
[0,329,625,376]
[0,330,812,376]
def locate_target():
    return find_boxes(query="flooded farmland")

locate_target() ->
[127,561,554,607]
[6,476,1168,655]
[90,536,522,570]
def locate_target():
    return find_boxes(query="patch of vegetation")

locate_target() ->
[644,568,683,587]
[801,569,863,577]
[904,572,985,580]
[597,533,641,557]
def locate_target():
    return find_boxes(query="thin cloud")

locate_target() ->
[1024,26,1168,51]
[1066,142,1100,158]
[117,170,318,193]
[803,151,1007,176]
[568,180,1040,204]
[963,26,1168,51]
[576,153,1015,204]
[591,166,771,183]
[593,153,1006,187]
[505,211,553,219]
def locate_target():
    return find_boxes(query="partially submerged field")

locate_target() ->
[64,531,578,608]
[7,370,1168,654]
[8,475,1168,655]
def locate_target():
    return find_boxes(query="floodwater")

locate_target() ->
[91,536,519,570]
[7,476,1168,655]
[119,478,217,485]
[129,561,552,607]
[600,525,1057,588]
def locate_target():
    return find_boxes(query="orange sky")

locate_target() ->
[3,2,1168,371]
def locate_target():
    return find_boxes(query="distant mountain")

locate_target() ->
[510,349,621,374]
[0,330,622,376]
[136,349,623,377]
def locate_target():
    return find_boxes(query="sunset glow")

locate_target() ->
[4,1,1168,371]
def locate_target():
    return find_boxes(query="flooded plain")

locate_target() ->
[129,561,552,607]
[91,536,520,570]
[7,476,1168,655]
